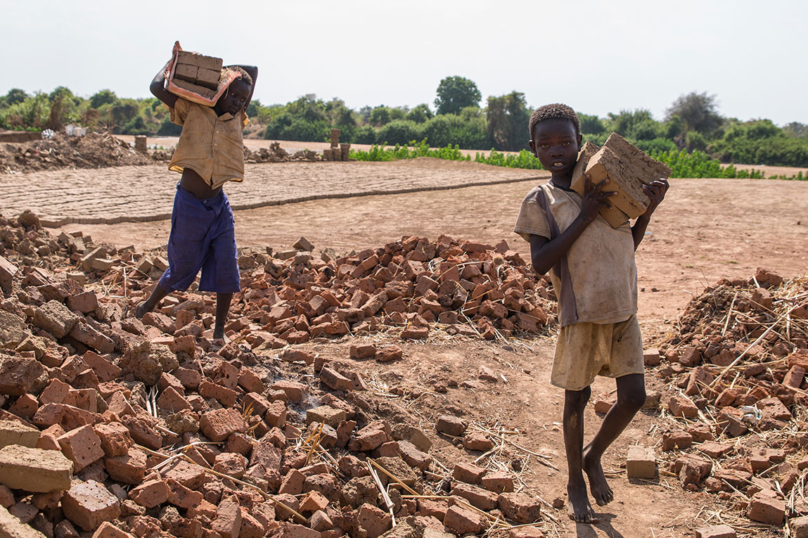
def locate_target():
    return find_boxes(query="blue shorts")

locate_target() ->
[158,184,240,294]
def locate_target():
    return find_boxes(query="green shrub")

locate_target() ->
[157,117,182,136]
[376,120,422,146]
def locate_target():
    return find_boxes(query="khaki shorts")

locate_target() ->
[551,314,644,391]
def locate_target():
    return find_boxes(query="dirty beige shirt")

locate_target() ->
[168,98,248,189]
[513,183,638,326]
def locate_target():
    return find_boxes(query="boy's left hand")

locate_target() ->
[641,178,670,219]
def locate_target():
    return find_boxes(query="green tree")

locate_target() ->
[579,113,605,135]
[407,104,433,124]
[370,106,392,126]
[434,76,481,116]
[286,94,327,123]
[325,98,356,127]
[784,122,808,138]
[90,89,118,108]
[487,92,530,151]
[665,92,723,134]
[4,88,29,107]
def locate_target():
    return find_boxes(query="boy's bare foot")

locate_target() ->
[212,327,229,345]
[567,480,598,523]
[583,446,614,506]
[135,302,149,319]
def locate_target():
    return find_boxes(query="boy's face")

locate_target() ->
[529,118,582,178]
[217,79,252,116]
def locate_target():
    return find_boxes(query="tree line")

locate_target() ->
[1,78,807,167]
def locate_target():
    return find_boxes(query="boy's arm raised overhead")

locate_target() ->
[529,176,615,275]
[630,178,670,250]
[150,62,179,109]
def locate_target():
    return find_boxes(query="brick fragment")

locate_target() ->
[306,406,346,428]
[92,521,135,537]
[320,367,352,391]
[128,479,169,509]
[33,300,81,338]
[397,440,431,470]
[93,422,133,458]
[451,483,499,510]
[643,348,661,366]
[790,517,808,538]
[213,452,247,479]
[443,505,484,535]
[105,448,147,484]
[0,419,40,449]
[667,395,698,418]
[356,503,392,538]
[626,446,656,478]
[238,368,265,393]
[349,421,391,452]
[0,445,72,492]
[0,355,48,396]
[436,415,466,436]
[747,492,785,525]
[166,478,204,509]
[200,408,246,442]
[62,480,121,531]
[662,430,693,451]
[67,291,99,314]
[212,495,242,538]
[377,345,403,363]
[463,431,493,451]
[270,380,306,402]
[0,504,46,538]
[58,424,105,472]
[498,492,542,524]
[453,461,487,484]
[481,470,515,493]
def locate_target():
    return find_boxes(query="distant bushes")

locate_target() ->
[2,84,808,169]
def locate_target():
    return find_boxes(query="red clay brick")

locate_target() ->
[61,480,121,531]
[58,425,105,472]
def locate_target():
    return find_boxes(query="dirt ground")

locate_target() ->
[62,167,808,343]
[0,157,795,536]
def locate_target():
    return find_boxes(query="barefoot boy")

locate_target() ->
[513,104,669,523]
[136,59,258,343]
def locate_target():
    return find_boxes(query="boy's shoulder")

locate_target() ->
[522,182,568,203]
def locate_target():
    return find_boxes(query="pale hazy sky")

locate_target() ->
[2,0,805,125]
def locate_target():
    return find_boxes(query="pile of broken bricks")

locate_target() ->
[0,211,552,538]
[622,270,808,535]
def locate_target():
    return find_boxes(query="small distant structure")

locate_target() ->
[134,135,148,154]
[322,128,350,162]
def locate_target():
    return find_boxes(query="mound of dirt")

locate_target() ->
[651,270,808,527]
[0,132,153,174]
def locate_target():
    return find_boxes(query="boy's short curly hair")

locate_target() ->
[529,103,580,140]
[228,66,253,87]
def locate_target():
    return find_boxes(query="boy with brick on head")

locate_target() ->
[513,104,669,523]
[135,59,258,344]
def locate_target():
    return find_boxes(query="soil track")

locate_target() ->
[2,159,806,536]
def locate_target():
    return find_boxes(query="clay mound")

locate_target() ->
[650,269,808,526]
[0,132,153,174]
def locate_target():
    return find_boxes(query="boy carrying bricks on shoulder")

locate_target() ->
[135,58,258,344]
[513,104,669,523]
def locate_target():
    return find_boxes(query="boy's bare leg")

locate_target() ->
[135,284,170,319]
[583,373,646,506]
[212,293,233,342]
[564,386,598,523]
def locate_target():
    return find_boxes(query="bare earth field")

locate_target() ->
[2,158,807,536]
